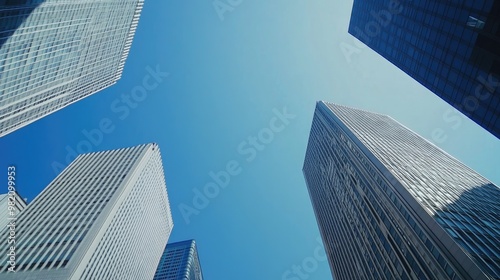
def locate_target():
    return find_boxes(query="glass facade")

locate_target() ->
[303,101,500,280]
[0,0,144,137]
[0,143,173,280]
[154,239,204,280]
[348,0,500,138]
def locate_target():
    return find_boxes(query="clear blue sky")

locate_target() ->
[1,1,499,279]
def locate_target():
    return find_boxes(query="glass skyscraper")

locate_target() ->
[154,239,204,280]
[303,101,500,280]
[0,143,174,279]
[0,0,144,137]
[348,0,500,138]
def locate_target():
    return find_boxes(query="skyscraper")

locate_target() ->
[0,191,27,229]
[0,143,174,279]
[153,239,204,280]
[348,0,500,138]
[303,101,500,280]
[0,0,144,137]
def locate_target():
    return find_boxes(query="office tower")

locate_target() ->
[0,143,174,280]
[348,0,500,138]
[303,101,500,280]
[0,0,144,137]
[0,191,27,229]
[153,239,204,280]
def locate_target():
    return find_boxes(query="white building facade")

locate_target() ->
[0,143,173,279]
[0,0,144,136]
[0,192,27,229]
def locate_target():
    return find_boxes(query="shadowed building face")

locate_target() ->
[348,0,500,138]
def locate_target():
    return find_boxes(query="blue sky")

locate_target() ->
[1,1,499,279]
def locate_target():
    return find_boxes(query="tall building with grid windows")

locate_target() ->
[153,239,204,280]
[303,101,500,280]
[348,0,500,138]
[0,0,144,137]
[0,143,174,280]
[0,191,27,229]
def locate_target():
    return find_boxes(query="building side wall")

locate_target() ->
[0,0,144,136]
[303,102,497,279]
[324,102,500,278]
[0,143,173,280]
[154,240,203,280]
[76,144,173,280]
[0,192,26,229]
[348,0,500,138]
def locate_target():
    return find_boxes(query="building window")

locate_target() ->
[467,16,485,29]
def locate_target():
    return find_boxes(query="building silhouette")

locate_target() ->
[349,0,500,138]
[0,143,173,280]
[303,101,500,279]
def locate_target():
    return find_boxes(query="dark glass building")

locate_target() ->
[348,0,500,138]
[154,239,204,280]
[303,101,500,280]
